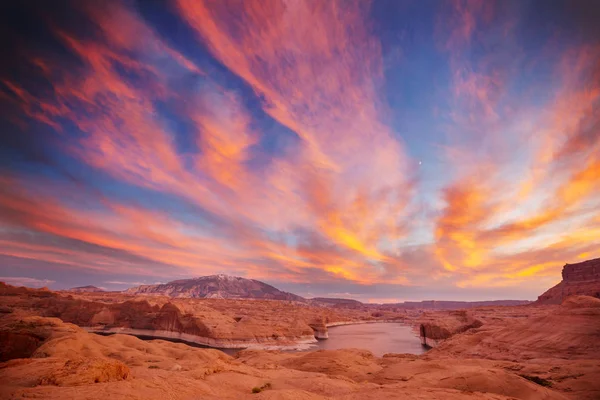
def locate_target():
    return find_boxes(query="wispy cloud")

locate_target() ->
[0,0,598,299]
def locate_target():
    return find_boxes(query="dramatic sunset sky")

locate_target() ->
[0,0,598,302]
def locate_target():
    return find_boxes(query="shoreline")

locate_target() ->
[86,320,419,351]
[84,327,317,349]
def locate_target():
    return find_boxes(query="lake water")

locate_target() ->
[315,323,427,357]
[94,322,426,357]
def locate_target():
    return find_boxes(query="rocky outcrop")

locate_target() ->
[419,310,483,347]
[537,258,600,304]
[39,357,130,386]
[432,295,600,362]
[125,274,305,302]
[561,294,600,309]
[307,317,329,339]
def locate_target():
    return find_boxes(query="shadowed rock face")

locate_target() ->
[125,275,305,302]
[0,331,44,361]
[537,258,600,304]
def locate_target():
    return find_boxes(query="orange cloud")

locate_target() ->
[2,0,598,294]
[176,0,414,268]
[434,41,600,286]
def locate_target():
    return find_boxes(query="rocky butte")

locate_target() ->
[537,257,600,304]
[125,274,305,302]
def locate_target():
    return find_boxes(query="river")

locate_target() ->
[315,323,426,357]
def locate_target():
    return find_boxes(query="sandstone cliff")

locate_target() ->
[537,258,600,304]
[125,274,305,302]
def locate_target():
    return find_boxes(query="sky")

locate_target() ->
[0,0,599,302]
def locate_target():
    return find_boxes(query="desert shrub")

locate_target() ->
[251,383,272,393]
[148,365,160,369]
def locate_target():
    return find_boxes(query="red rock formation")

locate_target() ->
[418,310,483,347]
[537,258,600,304]
[0,331,43,361]
[39,357,131,386]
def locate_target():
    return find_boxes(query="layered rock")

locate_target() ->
[125,274,305,302]
[418,310,483,347]
[537,258,600,304]
[307,317,329,339]
[431,295,600,361]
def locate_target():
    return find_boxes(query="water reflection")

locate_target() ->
[316,323,426,357]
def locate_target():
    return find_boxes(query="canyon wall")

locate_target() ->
[0,283,407,349]
[537,258,600,304]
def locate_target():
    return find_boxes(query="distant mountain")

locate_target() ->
[537,258,600,304]
[124,274,305,302]
[379,300,531,310]
[68,285,105,293]
[310,297,364,308]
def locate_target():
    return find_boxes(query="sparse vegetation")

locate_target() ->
[251,383,272,393]
[148,365,159,369]
[519,374,552,387]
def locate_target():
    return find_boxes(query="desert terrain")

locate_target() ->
[1,258,599,400]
